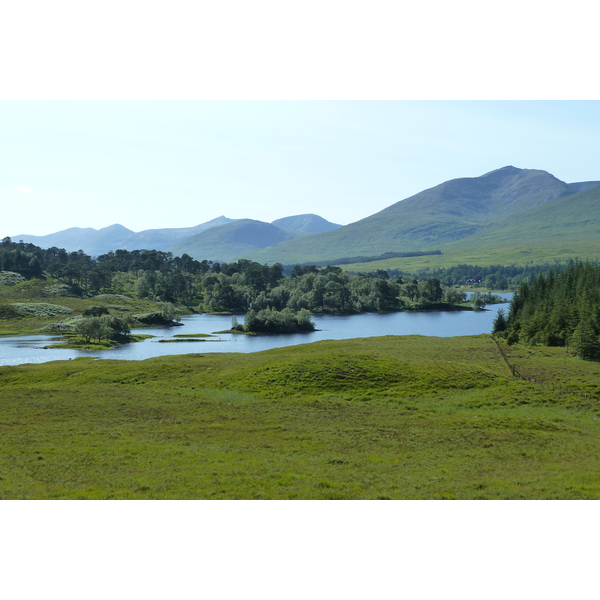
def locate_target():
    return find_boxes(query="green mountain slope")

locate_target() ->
[271,213,342,234]
[245,166,583,265]
[440,184,600,263]
[340,185,600,272]
[168,219,303,262]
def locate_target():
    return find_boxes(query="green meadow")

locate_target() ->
[2,335,599,499]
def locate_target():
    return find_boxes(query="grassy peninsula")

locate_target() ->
[1,334,599,500]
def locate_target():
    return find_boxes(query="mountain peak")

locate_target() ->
[481,165,522,177]
[271,214,342,234]
[100,224,134,233]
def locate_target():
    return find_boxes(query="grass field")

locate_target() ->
[1,335,599,499]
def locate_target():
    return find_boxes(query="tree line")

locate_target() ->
[493,260,600,359]
[2,239,511,326]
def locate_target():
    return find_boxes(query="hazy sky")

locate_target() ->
[2,100,599,238]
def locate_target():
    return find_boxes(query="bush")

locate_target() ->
[41,317,85,332]
[12,303,74,317]
[75,315,132,343]
[0,271,26,286]
[134,303,180,326]
[244,307,315,334]
[0,303,22,319]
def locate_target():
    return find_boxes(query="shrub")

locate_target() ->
[0,271,26,286]
[12,303,74,317]
[244,307,315,334]
[0,303,22,319]
[75,315,132,343]
[41,317,86,332]
[134,303,180,325]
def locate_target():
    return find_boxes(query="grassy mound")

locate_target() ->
[11,303,74,317]
[2,335,599,499]
[0,271,26,286]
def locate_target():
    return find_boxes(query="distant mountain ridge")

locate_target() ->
[10,167,600,266]
[12,213,342,259]
[13,216,236,256]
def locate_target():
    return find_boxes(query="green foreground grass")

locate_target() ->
[1,335,599,499]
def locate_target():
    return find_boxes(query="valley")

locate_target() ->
[3,164,600,500]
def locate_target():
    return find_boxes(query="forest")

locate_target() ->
[493,260,600,359]
[0,238,487,322]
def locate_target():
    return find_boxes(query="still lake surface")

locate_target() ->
[0,294,512,367]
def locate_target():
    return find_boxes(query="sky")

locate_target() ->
[2,100,600,239]
[3,1,598,595]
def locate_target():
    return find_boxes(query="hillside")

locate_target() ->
[345,184,600,273]
[245,167,600,265]
[271,213,342,234]
[168,219,303,262]
[439,184,600,262]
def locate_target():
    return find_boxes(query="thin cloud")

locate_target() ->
[13,184,32,193]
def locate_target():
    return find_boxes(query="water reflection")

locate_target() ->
[0,294,512,366]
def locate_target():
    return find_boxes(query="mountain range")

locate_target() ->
[11,166,600,267]
[244,166,600,267]
[13,214,342,260]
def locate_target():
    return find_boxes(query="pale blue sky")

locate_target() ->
[2,101,599,238]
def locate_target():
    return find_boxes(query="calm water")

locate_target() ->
[0,295,511,367]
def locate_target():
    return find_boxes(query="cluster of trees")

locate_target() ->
[75,314,132,343]
[2,239,493,317]
[494,261,600,359]
[234,308,315,334]
[0,238,45,278]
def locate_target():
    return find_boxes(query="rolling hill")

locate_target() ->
[244,167,600,265]
[271,213,342,234]
[168,219,304,262]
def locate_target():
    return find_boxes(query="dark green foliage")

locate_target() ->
[2,240,475,325]
[83,305,110,317]
[492,309,507,333]
[75,315,132,343]
[244,307,315,333]
[504,261,600,358]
